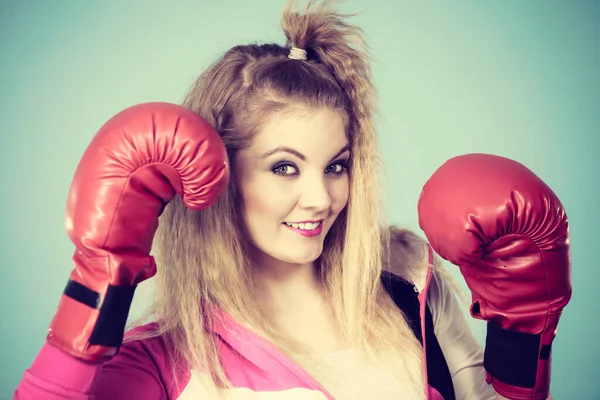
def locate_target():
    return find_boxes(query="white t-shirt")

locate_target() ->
[294,268,498,400]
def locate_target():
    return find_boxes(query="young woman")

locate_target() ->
[14,1,568,399]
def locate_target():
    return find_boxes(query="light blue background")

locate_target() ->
[1,1,598,398]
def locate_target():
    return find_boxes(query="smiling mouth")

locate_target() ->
[284,221,322,230]
[283,220,324,238]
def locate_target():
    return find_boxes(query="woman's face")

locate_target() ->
[234,106,350,268]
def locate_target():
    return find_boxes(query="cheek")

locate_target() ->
[239,177,294,223]
[330,176,350,213]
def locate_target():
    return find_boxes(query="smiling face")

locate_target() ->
[234,106,350,270]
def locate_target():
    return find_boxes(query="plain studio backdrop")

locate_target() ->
[1,1,598,398]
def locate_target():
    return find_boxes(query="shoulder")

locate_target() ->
[381,225,469,328]
[124,321,162,341]
[94,322,191,399]
[121,322,167,357]
[381,225,465,305]
[121,322,188,377]
[381,225,429,288]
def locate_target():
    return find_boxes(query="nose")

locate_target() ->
[297,174,333,213]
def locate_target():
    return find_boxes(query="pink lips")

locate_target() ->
[284,221,323,238]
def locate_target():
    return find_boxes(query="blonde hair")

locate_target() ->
[129,0,426,396]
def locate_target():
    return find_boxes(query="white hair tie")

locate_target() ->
[288,46,307,61]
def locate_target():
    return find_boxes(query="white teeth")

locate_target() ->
[285,221,321,230]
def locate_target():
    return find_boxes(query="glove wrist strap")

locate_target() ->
[484,321,550,388]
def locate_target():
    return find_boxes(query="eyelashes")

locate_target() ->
[271,162,297,176]
[325,160,349,175]
[271,159,349,177]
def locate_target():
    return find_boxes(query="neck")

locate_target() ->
[252,252,324,313]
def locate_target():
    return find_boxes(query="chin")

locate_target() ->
[275,243,322,265]
[253,241,323,266]
[292,250,324,264]
[288,255,321,265]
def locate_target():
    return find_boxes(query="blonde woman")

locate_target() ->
[14,1,569,399]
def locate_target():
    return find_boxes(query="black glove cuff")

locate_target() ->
[484,321,550,388]
[64,280,136,347]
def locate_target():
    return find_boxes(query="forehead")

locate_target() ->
[248,107,348,155]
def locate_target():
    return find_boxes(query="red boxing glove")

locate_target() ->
[417,153,571,400]
[47,102,229,363]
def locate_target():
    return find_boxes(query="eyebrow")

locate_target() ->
[261,144,351,162]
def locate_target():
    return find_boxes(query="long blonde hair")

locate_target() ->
[130,0,425,395]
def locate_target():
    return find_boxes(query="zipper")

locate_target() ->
[418,244,435,400]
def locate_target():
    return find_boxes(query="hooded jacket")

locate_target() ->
[14,228,497,399]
